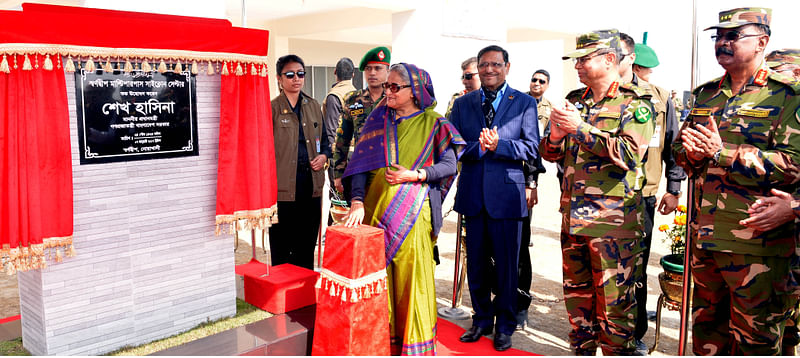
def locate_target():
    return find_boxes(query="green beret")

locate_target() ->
[705,7,771,31]
[633,43,659,68]
[359,46,391,71]
[562,29,620,60]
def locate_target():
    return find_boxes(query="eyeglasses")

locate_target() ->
[711,31,763,43]
[382,82,412,93]
[619,52,631,60]
[462,72,478,80]
[531,78,547,84]
[572,51,609,66]
[281,71,305,79]
[477,61,505,69]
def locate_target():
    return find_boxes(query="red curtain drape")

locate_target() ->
[215,65,277,233]
[0,55,74,274]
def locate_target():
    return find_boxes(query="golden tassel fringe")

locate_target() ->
[234,62,244,76]
[191,60,199,75]
[158,60,167,73]
[221,61,229,76]
[22,54,32,70]
[174,61,183,74]
[206,61,214,75]
[43,54,53,71]
[103,58,113,72]
[64,56,75,73]
[55,248,63,263]
[250,63,257,75]
[123,59,133,73]
[142,60,152,72]
[260,64,268,77]
[0,55,8,73]
[85,57,96,72]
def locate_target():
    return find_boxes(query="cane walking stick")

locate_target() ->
[678,1,700,353]
[438,213,470,320]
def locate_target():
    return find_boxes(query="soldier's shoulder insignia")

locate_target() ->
[343,89,361,103]
[634,105,652,123]
[620,82,653,99]
[566,87,586,101]
[694,76,724,95]
[768,71,800,94]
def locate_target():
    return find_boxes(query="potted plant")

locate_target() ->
[657,205,687,304]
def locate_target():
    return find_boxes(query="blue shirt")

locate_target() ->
[480,82,508,112]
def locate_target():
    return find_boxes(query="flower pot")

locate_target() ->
[658,254,685,304]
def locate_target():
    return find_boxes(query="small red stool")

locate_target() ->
[240,262,319,314]
[312,225,390,356]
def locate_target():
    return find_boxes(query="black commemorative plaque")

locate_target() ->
[74,65,199,164]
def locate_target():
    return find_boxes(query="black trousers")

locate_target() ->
[269,167,321,271]
[517,214,533,312]
[634,195,657,340]
[464,210,522,335]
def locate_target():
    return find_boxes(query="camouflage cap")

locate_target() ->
[766,49,800,68]
[633,43,659,68]
[358,46,391,71]
[704,7,771,31]
[562,29,621,60]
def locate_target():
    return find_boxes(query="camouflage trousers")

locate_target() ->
[692,249,795,355]
[560,233,642,355]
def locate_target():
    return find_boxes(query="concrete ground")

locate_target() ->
[0,162,688,355]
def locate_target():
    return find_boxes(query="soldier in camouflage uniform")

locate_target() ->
[673,8,800,355]
[740,48,800,355]
[541,29,655,355]
[445,57,480,119]
[333,46,390,194]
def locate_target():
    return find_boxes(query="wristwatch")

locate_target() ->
[712,149,722,164]
[527,181,537,189]
[416,169,424,182]
[667,189,681,197]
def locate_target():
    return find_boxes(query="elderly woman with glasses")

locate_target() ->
[342,63,464,355]
[269,54,331,270]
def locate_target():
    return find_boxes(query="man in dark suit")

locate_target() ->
[450,45,539,352]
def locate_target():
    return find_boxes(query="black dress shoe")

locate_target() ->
[494,332,512,351]
[459,325,492,343]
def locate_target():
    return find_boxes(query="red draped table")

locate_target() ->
[312,225,390,355]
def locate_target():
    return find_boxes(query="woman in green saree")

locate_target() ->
[342,63,464,355]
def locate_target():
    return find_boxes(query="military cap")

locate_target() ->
[704,7,771,30]
[562,29,621,60]
[359,46,391,71]
[633,43,659,68]
[766,49,800,68]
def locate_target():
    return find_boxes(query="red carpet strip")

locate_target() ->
[437,318,538,356]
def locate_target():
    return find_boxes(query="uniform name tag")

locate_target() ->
[597,112,621,119]
[736,108,770,118]
[689,108,712,116]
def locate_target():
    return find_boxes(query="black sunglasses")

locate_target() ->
[382,82,412,93]
[711,31,763,43]
[531,78,547,84]
[282,71,306,79]
[461,72,478,80]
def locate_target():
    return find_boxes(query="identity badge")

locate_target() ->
[316,138,321,153]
